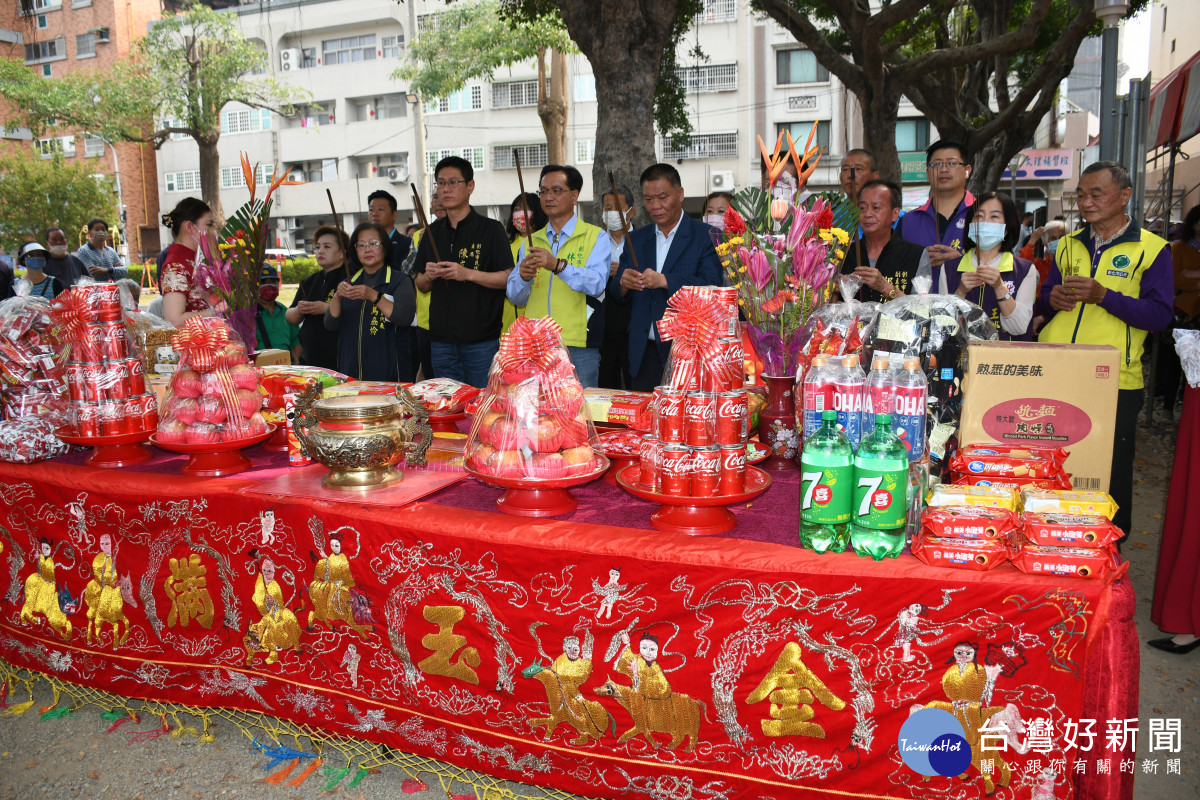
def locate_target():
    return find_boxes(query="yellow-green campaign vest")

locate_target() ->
[1038,227,1169,390]
[501,238,523,334]
[507,221,603,348]
[413,229,430,330]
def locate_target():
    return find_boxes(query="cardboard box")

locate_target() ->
[582,388,651,426]
[961,341,1119,492]
[254,349,292,368]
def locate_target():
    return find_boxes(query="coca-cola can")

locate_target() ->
[121,397,142,434]
[655,386,686,444]
[699,365,722,393]
[715,389,748,445]
[712,287,739,336]
[718,443,747,495]
[125,357,146,395]
[74,401,99,437]
[690,445,721,496]
[638,434,660,489]
[139,394,159,431]
[97,400,122,437]
[717,336,744,391]
[100,321,127,360]
[659,444,691,496]
[66,362,87,402]
[105,358,130,400]
[670,357,700,392]
[683,391,716,447]
[96,283,122,322]
[82,361,106,403]
[72,325,101,363]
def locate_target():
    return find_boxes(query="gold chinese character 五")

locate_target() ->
[746,641,846,738]
[417,605,481,684]
[164,552,215,629]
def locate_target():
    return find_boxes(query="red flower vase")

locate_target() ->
[757,375,800,470]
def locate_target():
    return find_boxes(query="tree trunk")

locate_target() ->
[197,137,224,225]
[968,128,1026,196]
[858,86,903,186]
[537,48,569,166]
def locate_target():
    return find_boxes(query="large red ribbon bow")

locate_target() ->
[656,286,738,390]
[48,288,93,346]
[172,317,230,373]
[497,316,564,376]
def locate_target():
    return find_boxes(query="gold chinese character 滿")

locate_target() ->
[417,605,480,684]
[164,552,215,629]
[746,641,846,738]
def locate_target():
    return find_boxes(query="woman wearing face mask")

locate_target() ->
[42,227,88,289]
[159,197,219,327]
[1019,219,1066,291]
[501,193,547,333]
[324,221,417,381]
[702,191,734,231]
[598,187,637,389]
[939,192,1036,341]
[16,242,64,299]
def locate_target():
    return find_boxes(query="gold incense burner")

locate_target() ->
[292,385,432,489]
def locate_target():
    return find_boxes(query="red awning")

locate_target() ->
[1149,50,1200,148]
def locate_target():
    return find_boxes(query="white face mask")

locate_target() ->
[602,209,630,231]
[969,221,1006,251]
[48,245,68,258]
[703,213,725,230]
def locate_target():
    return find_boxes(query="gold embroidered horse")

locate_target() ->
[594,677,706,752]
[524,664,613,746]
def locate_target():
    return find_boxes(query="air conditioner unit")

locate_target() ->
[387,165,409,183]
[709,170,735,192]
[94,27,110,43]
[290,169,305,182]
[280,48,301,71]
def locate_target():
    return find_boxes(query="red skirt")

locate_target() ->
[1152,384,1200,633]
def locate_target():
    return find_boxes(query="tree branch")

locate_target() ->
[757,0,867,96]
[896,0,1052,79]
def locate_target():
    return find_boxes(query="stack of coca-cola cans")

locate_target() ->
[638,287,748,497]
[63,284,158,438]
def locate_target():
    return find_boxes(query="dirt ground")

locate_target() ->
[1,414,1197,800]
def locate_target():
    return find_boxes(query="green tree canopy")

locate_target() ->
[0,153,118,254]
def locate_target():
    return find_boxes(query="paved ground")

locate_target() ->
[1,413,1197,799]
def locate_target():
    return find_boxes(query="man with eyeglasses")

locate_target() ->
[896,139,976,277]
[1038,160,1173,546]
[507,165,610,388]
[413,156,515,388]
[609,163,722,391]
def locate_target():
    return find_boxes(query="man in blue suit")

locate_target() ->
[609,164,722,391]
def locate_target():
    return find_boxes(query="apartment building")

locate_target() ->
[0,0,163,261]
[1147,0,1200,222]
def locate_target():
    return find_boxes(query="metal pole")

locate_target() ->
[1128,75,1150,228]
[406,2,428,212]
[1099,26,1120,162]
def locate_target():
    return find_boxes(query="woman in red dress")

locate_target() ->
[159,197,218,327]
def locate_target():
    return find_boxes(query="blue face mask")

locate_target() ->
[26,256,46,270]
[969,221,1006,251]
[1046,239,1058,254]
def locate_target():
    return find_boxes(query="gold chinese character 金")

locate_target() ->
[746,641,846,738]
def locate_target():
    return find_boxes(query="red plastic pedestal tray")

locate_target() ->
[464,455,610,518]
[55,427,154,469]
[150,426,276,478]
[261,424,290,452]
[615,464,772,536]
[600,452,638,485]
[426,411,466,434]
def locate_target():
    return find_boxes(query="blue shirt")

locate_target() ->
[508,214,610,306]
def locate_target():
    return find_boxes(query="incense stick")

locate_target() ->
[513,149,536,254]
[410,183,442,263]
[326,189,353,284]
[607,171,642,273]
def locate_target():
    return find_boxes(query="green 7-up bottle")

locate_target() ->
[850,413,908,560]
[799,409,852,553]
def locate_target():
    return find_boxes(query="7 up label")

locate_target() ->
[800,454,852,526]
[852,466,906,529]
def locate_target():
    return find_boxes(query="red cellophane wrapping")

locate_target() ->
[949,444,1069,479]
[1008,534,1120,579]
[1020,512,1123,549]
[657,286,742,391]
[911,532,1009,571]
[0,295,70,427]
[156,317,270,445]
[466,316,603,480]
[256,365,348,426]
[921,505,1018,540]
[409,378,482,414]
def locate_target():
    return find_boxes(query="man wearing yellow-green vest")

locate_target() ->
[507,165,611,387]
[1038,161,1173,543]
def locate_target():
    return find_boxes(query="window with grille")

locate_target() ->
[676,63,737,94]
[83,135,104,158]
[492,80,539,110]
[425,86,482,114]
[382,35,404,58]
[426,147,485,173]
[574,74,596,103]
[491,143,548,170]
[694,0,736,24]
[221,164,275,189]
[322,35,377,66]
[75,33,95,57]
[662,132,736,161]
[575,139,595,165]
[37,136,75,158]
[376,94,408,120]
[24,38,62,63]
[776,121,830,150]
[27,0,61,12]
[776,49,829,84]
[220,108,272,135]
[165,171,201,193]
[159,118,191,141]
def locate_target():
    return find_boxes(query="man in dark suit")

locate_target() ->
[609,163,722,391]
[366,189,413,272]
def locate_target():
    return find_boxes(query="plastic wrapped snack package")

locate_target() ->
[1174,329,1200,388]
[796,275,882,379]
[865,264,997,472]
[1019,489,1119,520]
[0,292,71,428]
[156,317,270,445]
[922,505,1018,540]
[927,482,1020,513]
[257,365,348,427]
[466,316,603,480]
[912,533,1009,571]
[1021,513,1123,549]
[408,378,482,414]
[0,416,75,464]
